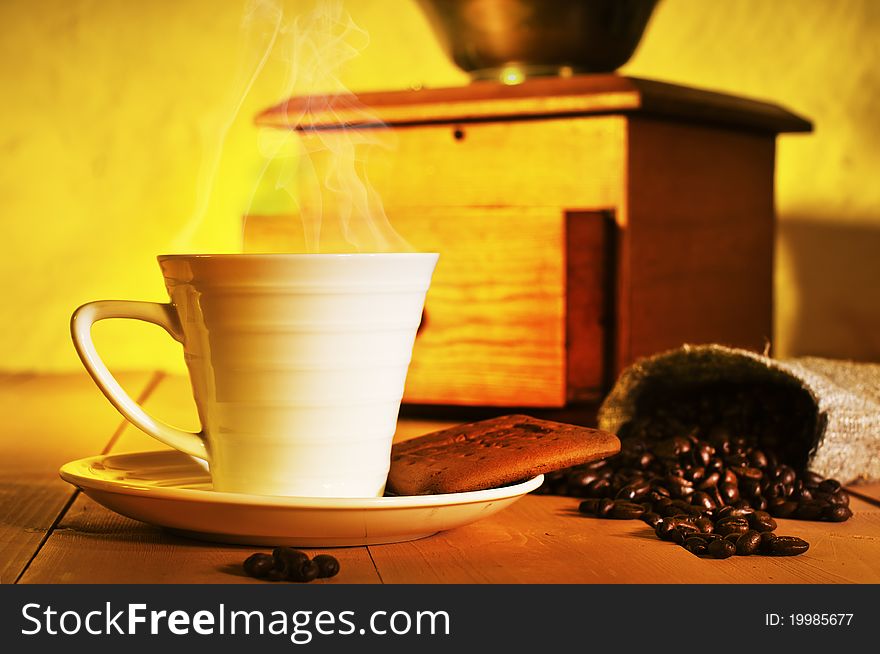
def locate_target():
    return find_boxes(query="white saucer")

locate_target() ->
[59,450,543,547]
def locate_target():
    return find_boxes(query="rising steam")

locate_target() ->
[172,0,283,251]
[178,0,412,254]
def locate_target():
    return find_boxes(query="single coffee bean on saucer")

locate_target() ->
[312,554,341,579]
[243,553,274,579]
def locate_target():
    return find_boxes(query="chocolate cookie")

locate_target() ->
[386,414,620,495]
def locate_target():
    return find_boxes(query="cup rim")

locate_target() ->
[158,252,439,262]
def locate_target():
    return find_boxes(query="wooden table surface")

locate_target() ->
[3,373,879,584]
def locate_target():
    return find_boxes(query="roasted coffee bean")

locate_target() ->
[733,466,763,481]
[586,478,611,497]
[578,499,600,515]
[739,478,762,498]
[716,506,754,520]
[695,517,714,534]
[616,481,651,501]
[655,436,692,460]
[774,465,797,486]
[826,491,850,507]
[765,482,786,499]
[565,470,602,496]
[243,553,274,578]
[696,471,721,490]
[735,530,762,556]
[749,511,778,533]
[769,500,798,518]
[619,438,646,460]
[312,554,341,579]
[749,449,769,469]
[759,532,777,554]
[666,476,695,499]
[795,500,827,521]
[660,503,684,517]
[818,479,841,494]
[266,567,289,582]
[274,547,309,570]
[691,491,716,511]
[716,517,750,537]
[684,537,708,555]
[766,535,810,556]
[611,501,646,519]
[825,505,853,522]
[724,532,741,544]
[708,539,736,559]
[597,498,616,517]
[750,497,769,511]
[696,443,714,467]
[289,559,321,583]
[642,511,663,528]
[656,521,683,543]
[718,483,740,504]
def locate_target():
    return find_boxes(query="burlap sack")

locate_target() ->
[598,344,880,484]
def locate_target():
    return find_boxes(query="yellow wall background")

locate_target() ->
[1,0,879,374]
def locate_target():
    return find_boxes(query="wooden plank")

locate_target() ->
[0,372,154,584]
[368,494,880,584]
[20,375,384,584]
[246,207,571,407]
[255,75,811,134]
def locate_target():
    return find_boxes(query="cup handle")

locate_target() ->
[70,300,208,461]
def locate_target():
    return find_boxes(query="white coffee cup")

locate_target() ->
[71,253,438,498]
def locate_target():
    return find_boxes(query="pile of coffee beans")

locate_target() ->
[243,548,340,582]
[535,383,853,558]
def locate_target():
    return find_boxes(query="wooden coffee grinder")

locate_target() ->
[249,75,811,409]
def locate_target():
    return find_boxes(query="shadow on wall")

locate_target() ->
[778,218,880,362]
